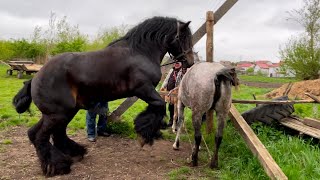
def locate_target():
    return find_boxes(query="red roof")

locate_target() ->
[256,63,269,69]
[237,63,254,68]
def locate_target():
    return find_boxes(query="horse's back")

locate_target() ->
[179,62,226,110]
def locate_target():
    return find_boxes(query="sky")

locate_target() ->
[0,0,305,62]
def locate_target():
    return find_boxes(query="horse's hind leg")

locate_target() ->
[210,110,227,169]
[173,100,185,150]
[191,112,202,167]
[33,114,73,176]
[52,113,87,161]
[28,117,44,144]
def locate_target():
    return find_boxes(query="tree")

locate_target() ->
[246,67,254,75]
[280,0,320,80]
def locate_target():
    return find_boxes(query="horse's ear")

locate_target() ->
[180,21,191,30]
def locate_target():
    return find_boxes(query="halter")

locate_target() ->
[168,22,192,63]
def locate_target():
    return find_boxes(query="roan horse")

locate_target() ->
[172,62,238,168]
[12,16,194,176]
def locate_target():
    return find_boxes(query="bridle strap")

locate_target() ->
[168,21,192,62]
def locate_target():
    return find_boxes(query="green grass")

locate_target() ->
[1,139,12,145]
[1,64,320,179]
[239,75,297,83]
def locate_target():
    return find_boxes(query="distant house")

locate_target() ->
[254,61,282,77]
[236,62,255,73]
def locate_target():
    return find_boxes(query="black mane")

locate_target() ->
[109,16,181,56]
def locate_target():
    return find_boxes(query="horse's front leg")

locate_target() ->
[134,84,167,147]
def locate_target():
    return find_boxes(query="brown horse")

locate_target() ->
[13,16,194,176]
[172,62,238,168]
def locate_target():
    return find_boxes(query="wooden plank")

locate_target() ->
[302,117,320,130]
[108,97,138,121]
[229,104,288,180]
[232,99,317,104]
[192,0,238,44]
[280,118,320,139]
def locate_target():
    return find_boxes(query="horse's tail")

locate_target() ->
[13,79,33,114]
[205,68,239,134]
[216,67,239,87]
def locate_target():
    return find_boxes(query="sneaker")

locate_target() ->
[88,137,96,142]
[97,131,110,137]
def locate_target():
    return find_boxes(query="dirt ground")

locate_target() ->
[265,79,320,100]
[0,126,201,180]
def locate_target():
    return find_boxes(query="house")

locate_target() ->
[254,61,282,77]
[236,62,255,73]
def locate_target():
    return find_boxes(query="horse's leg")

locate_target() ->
[52,111,87,161]
[173,100,185,150]
[210,110,227,169]
[134,85,167,146]
[27,117,44,144]
[33,113,73,176]
[172,101,178,133]
[191,112,202,167]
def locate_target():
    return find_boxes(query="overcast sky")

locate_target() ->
[0,0,305,62]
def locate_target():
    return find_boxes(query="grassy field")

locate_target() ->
[1,64,320,179]
[239,75,298,83]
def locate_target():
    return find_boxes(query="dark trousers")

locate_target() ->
[168,103,174,124]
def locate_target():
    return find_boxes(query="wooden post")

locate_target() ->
[205,11,214,133]
[206,11,214,62]
[229,104,288,180]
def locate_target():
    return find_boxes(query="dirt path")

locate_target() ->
[0,126,197,180]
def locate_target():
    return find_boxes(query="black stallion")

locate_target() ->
[12,16,194,176]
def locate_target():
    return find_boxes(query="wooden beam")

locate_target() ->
[232,99,317,104]
[192,0,238,45]
[229,104,288,180]
[108,97,138,121]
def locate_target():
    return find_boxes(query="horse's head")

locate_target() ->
[167,21,194,68]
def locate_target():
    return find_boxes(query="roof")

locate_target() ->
[256,63,269,69]
[237,63,254,68]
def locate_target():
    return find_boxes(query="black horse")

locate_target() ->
[13,16,194,176]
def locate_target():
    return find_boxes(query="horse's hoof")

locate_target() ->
[43,160,72,177]
[209,162,218,169]
[172,142,179,150]
[137,135,146,147]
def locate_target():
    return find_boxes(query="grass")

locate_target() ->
[239,75,298,83]
[1,64,320,179]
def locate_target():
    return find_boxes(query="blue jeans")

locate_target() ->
[86,102,109,138]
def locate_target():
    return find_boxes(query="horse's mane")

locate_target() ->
[109,16,181,56]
